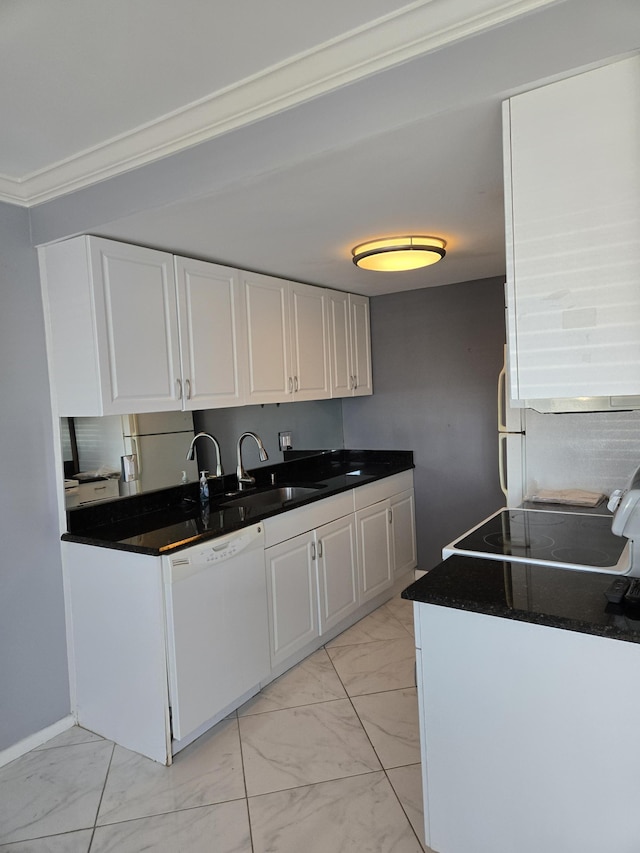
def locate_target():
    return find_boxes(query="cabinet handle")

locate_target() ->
[311,542,316,560]
[176,378,183,399]
[354,375,358,390]
[350,375,354,390]
[294,376,299,392]
[185,378,191,399]
[388,508,393,524]
[318,540,323,558]
[288,377,293,393]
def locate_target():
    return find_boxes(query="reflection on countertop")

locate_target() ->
[63,449,414,555]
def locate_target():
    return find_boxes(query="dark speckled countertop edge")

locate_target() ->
[402,555,640,645]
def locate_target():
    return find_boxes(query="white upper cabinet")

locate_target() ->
[42,236,183,416]
[42,236,371,415]
[327,290,373,397]
[504,55,640,401]
[174,257,247,410]
[242,272,292,403]
[289,281,331,401]
[241,272,330,404]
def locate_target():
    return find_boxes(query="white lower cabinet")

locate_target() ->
[390,489,417,578]
[356,500,393,604]
[264,472,416,672]
[265,512,359,668]
[315,514,359,635]
[63,471,415,765]
[265,531,319,669]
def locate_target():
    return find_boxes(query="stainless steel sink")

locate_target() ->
[220,485,323,511]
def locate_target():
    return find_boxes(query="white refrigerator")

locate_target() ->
[498,346,526,506]
[121,411,198,495]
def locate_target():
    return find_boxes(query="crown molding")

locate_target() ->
[0,0,557,208]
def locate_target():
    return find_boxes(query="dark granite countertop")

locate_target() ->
[63,449,413,556]
[402,554,640,644]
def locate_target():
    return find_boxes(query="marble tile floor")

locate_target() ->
[0,595,432,853]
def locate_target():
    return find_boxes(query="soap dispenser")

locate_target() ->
[199,470,210,503]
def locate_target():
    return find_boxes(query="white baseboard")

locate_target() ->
[0,715,75,768]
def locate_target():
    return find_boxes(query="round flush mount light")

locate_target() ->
[351,236,447,271]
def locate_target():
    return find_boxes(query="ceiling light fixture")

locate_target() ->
[351,236,447,271]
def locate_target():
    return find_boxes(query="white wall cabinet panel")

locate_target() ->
[64,542,171,764]
[242,273,331,404]
[350,293,373,396]
[327,290,352,397]
[265,532,319,668]
[504,55,640,401]
[42,236,183,415]
[289,281,331,401]
[327,290,373,397]
[390,489,417,577]
[243,271,291,404]
[356,499,393,604]
[174,257,247,409]
[316,514,359,635]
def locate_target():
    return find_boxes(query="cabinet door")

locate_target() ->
[350,294,373,396]
[327,290,352,398]
[289,282,331,400]
[242,272,292,404]
[265,532,319,668]
[316,515,358,635]
[175,257,247,409]
[356,499,392,604]
[390,489,417,577]
[505,55,640,399]
[90,238,183,414]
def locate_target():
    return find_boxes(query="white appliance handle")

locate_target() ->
[131,436,141,474]
[498,433,508,498]
[498,349,507,433]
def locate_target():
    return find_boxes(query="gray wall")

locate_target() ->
[194,399,344,475]
[343,277,506,569]
[0,202,70,750]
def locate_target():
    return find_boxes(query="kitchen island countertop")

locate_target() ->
[402,553,640,644]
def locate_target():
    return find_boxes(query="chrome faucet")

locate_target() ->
[186,432,224,478]
[236,431,269,490]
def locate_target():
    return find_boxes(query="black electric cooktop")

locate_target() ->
[451,509,626,569]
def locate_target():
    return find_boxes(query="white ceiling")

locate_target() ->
[5,0,640,295]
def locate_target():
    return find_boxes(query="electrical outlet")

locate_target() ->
[278,431,293,451]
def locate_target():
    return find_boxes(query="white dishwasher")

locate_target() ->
[163,523,270,749]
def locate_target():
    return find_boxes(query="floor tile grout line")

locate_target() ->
[322,636,389,775]
[324,606,426,849]
[245,766,386,801]
[235,710,256,853]
[87,740,116,852]
[87,797,249,831]
[238,694,348,718]
[384,764,427,852]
